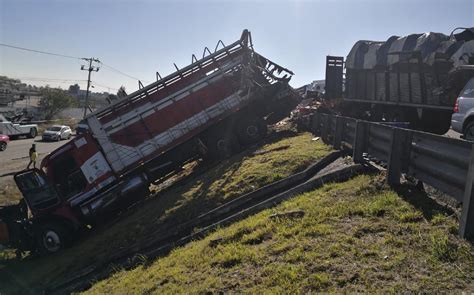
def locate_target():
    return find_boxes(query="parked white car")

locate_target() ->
[42,125,72,141]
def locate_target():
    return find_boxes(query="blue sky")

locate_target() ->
[0,0,472,94]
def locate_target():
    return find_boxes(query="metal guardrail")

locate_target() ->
[409,132,470,202]
[342,118,356,149]
[311,112,474,239]
[367,123,392,163]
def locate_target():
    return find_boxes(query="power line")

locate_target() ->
[16,80,86,86]
[91,81,119,92]
[0,43,82,60]
[6,74,118,93]
[1,42,150,85]
[45,81,87,86]
[13,76,118,91]
[100,61,148,82]
[8,76,87,83]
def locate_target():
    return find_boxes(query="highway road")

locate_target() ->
[0,136,72,204]
[0,136,72,176]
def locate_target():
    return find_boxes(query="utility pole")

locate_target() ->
[81,57,100,118]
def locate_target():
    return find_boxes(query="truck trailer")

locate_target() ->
[0,30,299,254]
[325,27,474,134]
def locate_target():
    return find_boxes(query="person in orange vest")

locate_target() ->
[27,144,38,169]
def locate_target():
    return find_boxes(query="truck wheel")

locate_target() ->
[236,117,267,145]
[464,121,474,141]
[0,142,6,151]
[206,132,240,159]
[28,128,37,138]
[35,222,71,255]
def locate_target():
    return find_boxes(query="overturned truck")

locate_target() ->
[326,27,474,134]
[0,30,299,254]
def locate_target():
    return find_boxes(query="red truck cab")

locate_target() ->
[13,134,149,253]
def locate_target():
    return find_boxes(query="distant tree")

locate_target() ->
[68,84,80,95]
[39,87,77,120]
[117,86,127,98]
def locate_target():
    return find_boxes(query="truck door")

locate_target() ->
[14,169,61,211]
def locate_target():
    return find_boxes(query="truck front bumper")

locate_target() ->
[78,174,148,219]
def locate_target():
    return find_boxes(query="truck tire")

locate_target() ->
[206,131,240,159]
[464,121,474,141]
[35,222,72,255]
[236,117,267,145]
[28,128,37,138]
[0,142,6,151]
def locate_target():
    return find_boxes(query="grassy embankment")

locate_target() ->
[1,131,333,294]
[86,174,474,293]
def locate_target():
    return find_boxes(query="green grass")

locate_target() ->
[84,174,474,294]
[0,131,332,294]
[0,178,21,206]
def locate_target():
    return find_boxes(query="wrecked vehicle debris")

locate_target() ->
[0,30,299,255]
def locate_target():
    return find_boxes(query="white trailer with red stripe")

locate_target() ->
[2,30,299,254]
[85,30,296,176]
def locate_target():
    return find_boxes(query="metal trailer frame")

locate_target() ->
[84,29,294,175]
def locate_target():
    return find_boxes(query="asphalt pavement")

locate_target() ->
[0,136,72,176]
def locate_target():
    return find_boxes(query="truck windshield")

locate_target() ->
[14,170,60,210]
[50,154,88,198]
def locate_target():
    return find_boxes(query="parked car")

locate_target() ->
[42,125,72,141]
[0,134,9,151]
[451,77,474,140]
